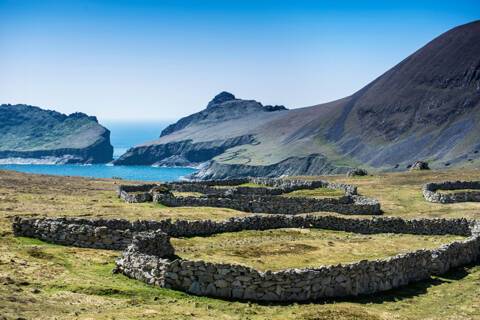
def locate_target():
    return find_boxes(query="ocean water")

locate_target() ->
[0,121,198,182]
[0,164,196,182]
[104,120,170,158]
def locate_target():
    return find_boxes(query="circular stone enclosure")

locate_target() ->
[112,215,480,302]
[13,215,480,302]
[172,228,465,271]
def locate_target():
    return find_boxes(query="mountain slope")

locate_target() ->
[0,104,113,164]
[115,20,480,179]
[113,92,288,167]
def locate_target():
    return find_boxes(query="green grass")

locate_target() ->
[238,183,270,188]
[2,169,480,319]
[213,182,269,189]
[173,191,205,198]
[173,228,462,271]
[282,187,345,199]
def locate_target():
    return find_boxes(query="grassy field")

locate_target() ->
[1,168,480,319]
[213,183,269,189]
[295,168,480,219]
[172,191,205,198]
[174,228,462,271]
[282,187,345,199]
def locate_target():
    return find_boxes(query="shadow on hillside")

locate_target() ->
[251,264,474,307]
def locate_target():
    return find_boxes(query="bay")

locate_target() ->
[0,164,196,182]
[0,121,197,182]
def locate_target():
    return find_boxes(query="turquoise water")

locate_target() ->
[0,164,196,182]
[0,121,198,182]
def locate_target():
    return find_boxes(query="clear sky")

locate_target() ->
[1,0,479,122]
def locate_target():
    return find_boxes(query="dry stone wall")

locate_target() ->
[423,181,480,203]
[118,178,380,215]
[118,184,157,203]
[12,214,480,302]
[14,215,474,246]
[12,216,133,250]
[117,235,480,301]
[153,193,379,215]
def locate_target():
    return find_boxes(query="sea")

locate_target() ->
[0,121,197,182]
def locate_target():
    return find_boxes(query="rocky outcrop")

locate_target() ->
[113,92,287,167]
[409,161,430,171]
[0,104,113,164]
[159,92,287,138]
[191,154,351,180]
[347,168,368,177]
[114,135,256,167]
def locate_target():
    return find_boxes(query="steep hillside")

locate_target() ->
[113,92,288,167]
[0,104,113,164]
[115,20,480,179]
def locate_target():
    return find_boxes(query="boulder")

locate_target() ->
[410,161,430,171]
[346,168,368,177]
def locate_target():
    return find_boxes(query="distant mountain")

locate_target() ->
[113,92,287,167]
[0,104,113,164]
[115,20,480,179]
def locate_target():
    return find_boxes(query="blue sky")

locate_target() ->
[1,0,479,121]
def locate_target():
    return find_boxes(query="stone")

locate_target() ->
[214,279,229,288]
[188,281,202,295]
[12,212,480,303]
[118,177,381,216]
[410,161,430,171]
[205,283,217,295]
[346,168,368,177]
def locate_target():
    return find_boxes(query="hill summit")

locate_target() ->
[115,20,480,179]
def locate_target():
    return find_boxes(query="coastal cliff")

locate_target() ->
[0,104,113,164]
[113,92,287,168]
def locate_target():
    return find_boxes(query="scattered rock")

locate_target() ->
[409,161,430,171]
[346,168,368,177]
[1,276,15,285]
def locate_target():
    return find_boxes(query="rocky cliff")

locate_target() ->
[0,104,113,164]
[116,20,480,179]
[113,92,288,167]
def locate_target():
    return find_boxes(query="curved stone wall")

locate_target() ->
[118,178,381,215]
[423,181,480,203]
[153,193,380,215]
[117,234,480,301]
[12,215,480,302]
